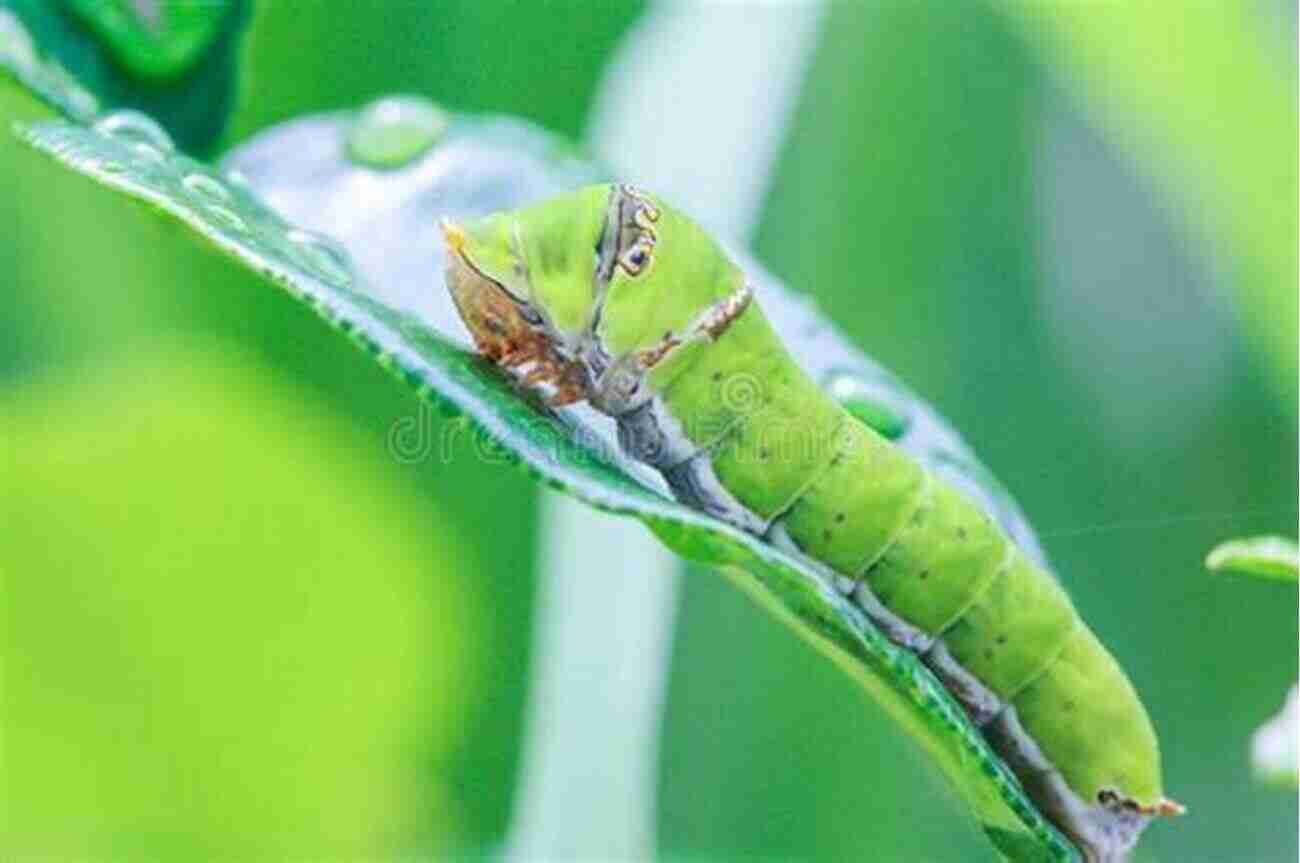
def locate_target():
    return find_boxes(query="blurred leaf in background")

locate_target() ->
[3,341,477,858]
[1206,536,1299,584]
[231,0,644,143]
[1,0,248,151]
[1252,686,1299,789]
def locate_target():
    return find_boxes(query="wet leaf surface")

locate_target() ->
[1206,536,1299,583]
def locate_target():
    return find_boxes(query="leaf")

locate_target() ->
[0,0,247,152]
[61,0,232,82]
[1251,685,1299,788]
[1205,536,1300,584]
[3,341,477,853]
[14,107,1078,862]
[1204,536,1298,791]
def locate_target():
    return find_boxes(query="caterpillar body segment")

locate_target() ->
[781,417,928,576]
[441,183,1181,861]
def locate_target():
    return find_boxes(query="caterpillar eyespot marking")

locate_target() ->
[441,183,1181,861]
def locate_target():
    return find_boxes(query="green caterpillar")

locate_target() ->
[441,183,1182,861]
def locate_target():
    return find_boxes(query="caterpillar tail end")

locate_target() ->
[1101,789,1186,819]
[1151,798,1186,818]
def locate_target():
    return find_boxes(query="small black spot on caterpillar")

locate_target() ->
[918,569,929,580]
[711,371,723,382]
[759,447,771,460]
[822,528,832,541]
[911,508,927,526]
[996,634,1007,645]
[957,527,968,541]
[835,512,846,524]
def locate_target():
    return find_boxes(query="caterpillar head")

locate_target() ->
[441,184,751,410]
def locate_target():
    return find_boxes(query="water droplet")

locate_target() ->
[93,110,174,154]
[223,169,251,190]
[287,228,353,285]
[823,368,911,441]
[205,205,246,233]
[182,172,231,203]
[346,94,448,170]
[0,9,37,66]
[131,142,165,162]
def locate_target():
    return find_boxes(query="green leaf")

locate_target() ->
[1251,685,1299,788]
[14,107,1078,863]
[1206,536,1300,584]
[3,340,478,855]
[0,0,247,152]
[61,0,232,82]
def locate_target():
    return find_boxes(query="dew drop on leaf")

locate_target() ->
[182,172,232,203]
[131,142,165,162]
[223,168,252,191]
[823,368,911,440]
[345,94,448,170]
[204,205,246,233]
[93,110,175,155]
[287,228,353,286]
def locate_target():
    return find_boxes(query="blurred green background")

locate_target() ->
[2,1,1295,861]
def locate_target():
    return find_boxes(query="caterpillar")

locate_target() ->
[440,183,1182,861]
